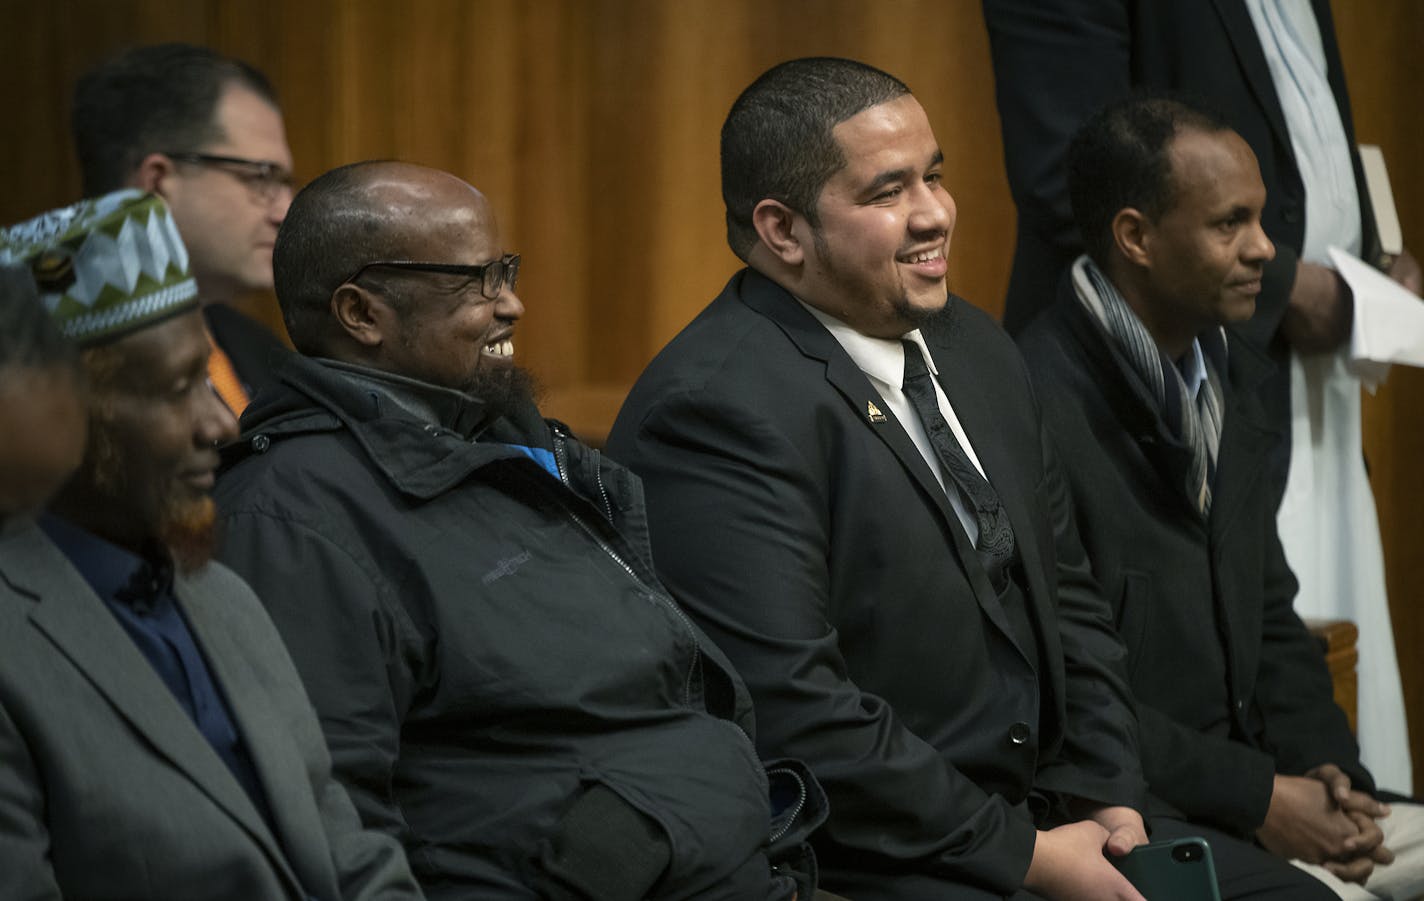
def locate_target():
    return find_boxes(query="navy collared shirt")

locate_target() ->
[39,514,276,829]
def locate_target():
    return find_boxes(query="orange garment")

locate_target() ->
[206,333,250,417]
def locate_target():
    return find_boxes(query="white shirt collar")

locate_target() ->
[797,301,938,389]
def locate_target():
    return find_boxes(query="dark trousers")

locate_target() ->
[1148,816,1335,901]
[822,816,1335,900]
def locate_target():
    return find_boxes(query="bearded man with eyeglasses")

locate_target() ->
[212,160,829,901]
[73,43,296,414]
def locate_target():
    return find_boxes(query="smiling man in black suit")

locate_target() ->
[608,56,1150,901]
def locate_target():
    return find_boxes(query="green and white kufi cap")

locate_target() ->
[0,189,198,346]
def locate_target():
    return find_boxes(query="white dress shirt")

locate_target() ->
[800,301,986,545]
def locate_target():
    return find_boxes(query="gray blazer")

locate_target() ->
[0,518,422,901]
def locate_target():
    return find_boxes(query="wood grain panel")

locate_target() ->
[1,0,1421,788]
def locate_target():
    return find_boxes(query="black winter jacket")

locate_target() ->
[215,355,822,900]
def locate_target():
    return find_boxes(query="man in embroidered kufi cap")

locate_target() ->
[0,189,422,900]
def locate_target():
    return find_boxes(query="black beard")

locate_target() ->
[463,364,539,422]
[890,292,943,330]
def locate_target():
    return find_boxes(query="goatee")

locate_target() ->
[466,364,540,422]
[158,494,218,574]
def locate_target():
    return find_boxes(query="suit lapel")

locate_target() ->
[1207,395,1268,544]
[1206,337,1278,672]
[1209,0,1296,158]
[822,351,964,529]
[5,525,301,896]
[178,574,331,898]
[821,350,1024,642]
[1208,334,1278,539]
[741,272,965,529]
[739,274,1025,645]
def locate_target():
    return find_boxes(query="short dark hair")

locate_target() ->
[1067,94,1232,266]
[721,57,909,260]
[274,161,409,354]
[0,264,78,373]
[72,43,279,195]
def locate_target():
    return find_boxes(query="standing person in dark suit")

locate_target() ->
[0,190,422,900]
[981,0,1417,346]
[73,43,296,415]
[980,0,1418,789]
[1018,94,1424,901]
[607,56,1150,901]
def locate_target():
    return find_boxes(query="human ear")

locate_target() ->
[1113,208,1152,268]
[751,200,806,266]
[133,153,175,196]
[331,283,389,348]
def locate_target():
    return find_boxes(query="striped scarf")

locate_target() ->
[1070,255,1225,517]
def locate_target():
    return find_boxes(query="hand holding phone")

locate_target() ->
[1110,837,1222,901]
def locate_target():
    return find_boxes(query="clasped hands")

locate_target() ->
[1257,763,1394,885]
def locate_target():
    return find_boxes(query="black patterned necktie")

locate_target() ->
[901,340,1017,584]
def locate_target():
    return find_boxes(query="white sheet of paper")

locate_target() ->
[1329,245,1424,388]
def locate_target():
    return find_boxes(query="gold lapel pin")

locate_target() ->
[866,401,887,423]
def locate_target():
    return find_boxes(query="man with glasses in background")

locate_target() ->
[72,42,296,415]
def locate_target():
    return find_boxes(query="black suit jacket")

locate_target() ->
[1018,284,1370,836]
[983,0,1378,498]
[607,269,1145,898]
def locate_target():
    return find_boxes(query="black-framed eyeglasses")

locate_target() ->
[344,253,521,301]
[163,151,294,204]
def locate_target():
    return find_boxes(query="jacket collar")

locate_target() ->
[1209,0,1296,163]
[319,359,494,438]
[1049,273,1279,533]
[229,354,546,502]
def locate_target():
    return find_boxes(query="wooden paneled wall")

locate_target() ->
[2,0,1421,791]
[0,0,1016,434]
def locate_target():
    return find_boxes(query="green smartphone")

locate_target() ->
[1111,837,1223,901]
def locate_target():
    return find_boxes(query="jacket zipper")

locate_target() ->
[593,454,614,522]
[552,428,571,485]
[550,428,702,706]
[765,767,809,843]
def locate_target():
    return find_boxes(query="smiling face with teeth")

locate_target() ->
[792,94,957,339]
[365,168,526,397]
